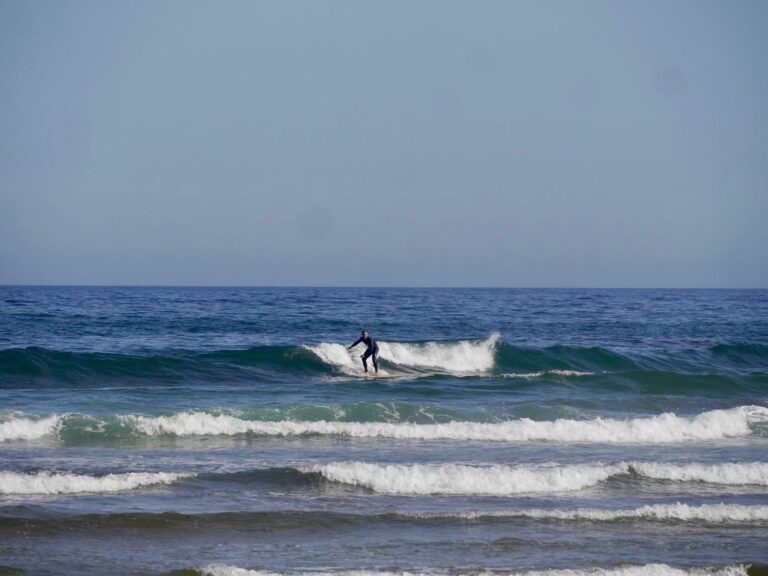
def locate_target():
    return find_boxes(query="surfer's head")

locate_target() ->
[361,330,368,337]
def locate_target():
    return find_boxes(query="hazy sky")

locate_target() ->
[1,0,766,287]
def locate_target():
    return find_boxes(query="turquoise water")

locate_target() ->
[1,287,767,576]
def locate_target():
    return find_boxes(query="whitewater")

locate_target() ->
[303,461,768,495]
[0,471,192,495]
[198,566,753,576]
[305,333,501,375]
[3,405,765,443]
[419,503,768,523]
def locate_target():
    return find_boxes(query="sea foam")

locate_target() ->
[631,462,768,486]
[306,334,500,375]
[199,563,750,576]
[439,503,768,522]
[303,461,768,495]
[120,405,768,443]
[4,405,766,444]
[303,462,624,495]
[0,470,193,495]
[0,414,61,442]
[501,370,595,378]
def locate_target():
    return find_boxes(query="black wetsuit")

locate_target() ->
[349,336,379,372]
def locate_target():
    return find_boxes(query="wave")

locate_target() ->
[305,334,500,375]
[303,462,625,494]
[631,462,768,486]
[303,461,768,495]
[0,510,371,536]
[4,461,760,497]
[0,471,192,495]
[2,339,766,386]
[3,405,766,443]
[0,345,329,385]
[421,503,768,523]
[501,370,595,378]
[195,564,752,576]
[84,404,768,442]
[2,505,766,538]
[711,343,768,366]
[0,414,61,441]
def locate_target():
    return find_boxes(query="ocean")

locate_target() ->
[0,286,767,576]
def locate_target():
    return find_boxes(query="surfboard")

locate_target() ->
[363,373,399,380]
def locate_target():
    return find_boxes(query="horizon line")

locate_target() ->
[1,284,766,290]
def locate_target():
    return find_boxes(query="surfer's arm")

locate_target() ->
[347,337,363,350]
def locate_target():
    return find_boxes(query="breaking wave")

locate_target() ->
[0,414,61,441]
[0,470,192,495]
[1,339,766,386]
[631,462,768,486]
[4,461,761,497]
[304,462,624,494]
[443,503,768,522]
[304,461,768,495]
[196,564,752,576]
[2,405,766,444]
[305,334,500,375]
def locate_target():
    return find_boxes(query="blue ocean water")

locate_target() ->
[1,287,767,576]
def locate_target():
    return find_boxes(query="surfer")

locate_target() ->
[347,330,379,374]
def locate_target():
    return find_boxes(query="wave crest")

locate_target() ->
[3,406,766,444]
[0,414,61,441]
[429,503,768,523]
[501,370,595,379]
[124,405,768,443]
[303,462,623,495]
[305,334,500,375]
[0,470,192,495]
[2,339,767,385]
[631,462,768,486]
[304,461,768,495]
[198,564,750,576]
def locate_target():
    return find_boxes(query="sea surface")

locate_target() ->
[1,286,767,576]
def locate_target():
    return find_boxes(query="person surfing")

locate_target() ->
[347,330,379,374]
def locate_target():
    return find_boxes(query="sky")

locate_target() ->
[1,0,766,287]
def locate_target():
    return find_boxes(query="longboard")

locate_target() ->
[362,373,399,380]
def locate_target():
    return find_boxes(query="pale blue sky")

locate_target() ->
[1,0,766,287]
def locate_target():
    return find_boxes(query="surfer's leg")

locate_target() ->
[361,350,371,372]
[372,349,379,373]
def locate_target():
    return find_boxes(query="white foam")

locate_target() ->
[502,370,595,378]
[378,334,500,373]
[305,334,499,375]
[631,462,768,486]
[306,342,365,375]
[199,564,749,576]
[301,461,768,495]
[0,415,61,442]
[0,470,193,495]
[303,462,625,495]
[120,405,768,443]
[443,503,768,522]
